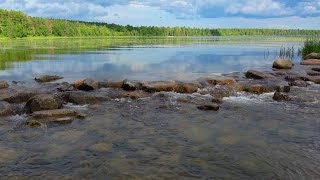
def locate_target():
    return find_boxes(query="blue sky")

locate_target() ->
[1,0,320,29]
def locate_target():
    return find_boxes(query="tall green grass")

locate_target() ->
[302,37,320,58]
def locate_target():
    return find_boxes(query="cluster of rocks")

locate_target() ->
[301,53,320,66]
[1,53,320,127]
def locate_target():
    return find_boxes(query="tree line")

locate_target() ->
[1,8,320,38]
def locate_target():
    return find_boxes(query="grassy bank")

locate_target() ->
[302,38,320,58]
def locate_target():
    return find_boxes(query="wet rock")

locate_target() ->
[50,117,74,124]
[35,75,63,83]
[176,97,191,103]
[119,90,149,100]
[76,113,88,119]
[0,81,9,89]
[305,52,320,60]
[2,91,37,104]
[276,85,291,93]
[122,80,139,91]
[226,84,248,92]
[272,59,293,69]
[67,92,110,105]
[25,94,63,113]
[205,77,236,85]
[301,59,320,66]
[312,67,320,72]
[25,120,41,128]
[99,81,124,88]
[248,84,267,94]
[245,70,275,79]
[32,109,77,119]
[197,104,220,111]
[141,81,177,93]
[57,82,75,92]
[175,83,199,94]
[0,101,13,117]
[308,77,320,84]
[74,79,99,91]
[273,92,291,101]
[288,80,308,87]
[212,98,223,104]
[306,70,320,76]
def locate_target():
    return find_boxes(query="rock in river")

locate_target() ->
[67,92,110,105]
[197,104,220,111]
[245,70,275,79]
[305,53,320,60]
[2,91,37,104]
[312,67,320,72]
[35,75,63,83]
[272,59,293,69]
[273,92,291,101]
[0,101,13,117]
[248,84,267,94]
[32,109,78,119]
[25,94,63,113]
[306,70,320,76]
[301,59,320,66]
[74,79,99,91]
[141,81,177,93]
[0,81,9,89]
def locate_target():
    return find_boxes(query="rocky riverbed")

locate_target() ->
[1,54,320,179]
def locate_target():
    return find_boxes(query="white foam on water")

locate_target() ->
[223,92,274,104]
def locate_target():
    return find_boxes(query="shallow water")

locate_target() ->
[1,37,320,179]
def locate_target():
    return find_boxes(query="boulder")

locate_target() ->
[305,53,320,60]
[74,79,99,91]
[141,81,177,93]
[272,59,293,69]
[312,67,320,72]
[205,77,236,85]
[99,81,124,88]
[35,75,63,83]
[2,91,37,104]
[57,82,75,92]
[119,90,149,100]
[67,92,110,105]
[301,59,320,66]
[197,104,220,111]
[288,80,308,87]
[306,70,320,76]
[0,101,13,117]
[122,80,138,91]
[245,70,275,79]
[174,83,199,94]
[248,84,267,94]
[0,81,9,89]
[273,92,291,101]
[25,94,63,114]
[308,77,320,84]
[275,86,291,93]
[32,109,78,119]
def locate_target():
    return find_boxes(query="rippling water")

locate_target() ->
[1,37,320,179]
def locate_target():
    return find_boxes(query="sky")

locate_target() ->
[1,0,320,29]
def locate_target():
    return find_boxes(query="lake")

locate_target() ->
[0,37,303,82]
[1,37,320,179]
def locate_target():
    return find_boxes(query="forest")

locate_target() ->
[1,8,320,38]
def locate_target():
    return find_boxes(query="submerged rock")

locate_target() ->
[35,75,63,83]
[245,70,275,79]
[0,81,9,89]
[306,70,320,76]
[301,59,320,66]
[74,79,99,91]
[205,77,236,85]
[272,59,293,69]
[308,77,320,84]
[25,120,41,128]
[57,82,75,92]
[32,109,77,119]
[312,67,320,72]
[288,80,308,87]
[273,92,291,101]
[248,84,267,94]
[0,101,13,117]
[197,104,220,111]
[119,90,150,100]
[25,94,63,113]
[50,117,74,124]
[305,52,320,60]
[67,92,110,105]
